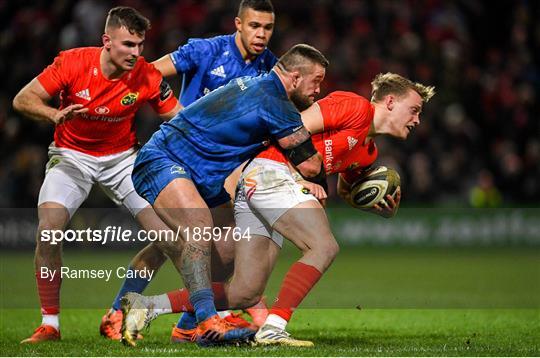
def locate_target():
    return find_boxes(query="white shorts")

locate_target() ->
[234,158,317,248]
[38,143,149,218]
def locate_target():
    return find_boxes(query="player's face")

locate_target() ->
[236,9,275,57]
[103,26,145,71]
[290,64,326,111]
[388,89,423,139]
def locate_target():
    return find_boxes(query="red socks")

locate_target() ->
[166,262,322,322]
[167,283,228,313]
[269,262,322,321]
[36,271,61,315]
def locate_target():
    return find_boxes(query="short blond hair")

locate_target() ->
[371,72,435,103]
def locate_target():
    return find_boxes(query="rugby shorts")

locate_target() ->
[234,158,317,248]
[38,143,149,217]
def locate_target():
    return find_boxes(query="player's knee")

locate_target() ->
[36,216,67,247]
[228,282,263,308]
[154,237,183,256]
[312,236,339,258]
[309,237,339,270]
[326,239,340,261]
[231,291,262,309]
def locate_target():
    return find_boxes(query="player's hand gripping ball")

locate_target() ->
[349,166,400,209]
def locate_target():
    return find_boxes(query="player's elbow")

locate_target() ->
[12,92,24,113]
[296,154,323,178]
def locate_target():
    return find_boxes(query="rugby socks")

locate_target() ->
[151,293,173,315]
[111,266,151,311]
[268,262,322,322]
[42,315,60,330]
[189,289,217,323]
[166,283,228,320]
[36,271,61,329]
[176,312,197,329]
[166,288,193,313]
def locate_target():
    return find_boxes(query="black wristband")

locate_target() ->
[282,138,318,166]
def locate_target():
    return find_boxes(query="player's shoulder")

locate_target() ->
[185,34,231,54]
[57,47,100,60]
[132,57,164,87]
[50,47,99,73]
[259,49,278,66]
[324,91,366,103]
[319,91,370,110]
[134,56,157,73]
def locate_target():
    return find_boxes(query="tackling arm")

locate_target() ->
[152,54,178,78]
[152,55,184,114]
[277,126,327,191]
[158,102,182,121]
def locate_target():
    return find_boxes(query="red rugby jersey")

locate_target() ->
[257,91,378,181]
[37,47,177,156]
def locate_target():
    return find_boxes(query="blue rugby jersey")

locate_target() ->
[170,34,277,106]
[151,70,303,193]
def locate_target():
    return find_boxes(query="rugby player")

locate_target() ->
[102,0,277,340]
[120,44,329,347]
[119,73,435,347]
[13,7,181,344]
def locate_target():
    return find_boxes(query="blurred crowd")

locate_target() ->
[0,0,538,208]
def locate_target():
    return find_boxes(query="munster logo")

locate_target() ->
[121,92,139,106]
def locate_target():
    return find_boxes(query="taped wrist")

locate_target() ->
[282,138,318,166]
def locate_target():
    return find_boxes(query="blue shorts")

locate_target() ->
[132,141,231,208]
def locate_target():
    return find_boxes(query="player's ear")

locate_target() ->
[102,33,112,50]
[235,16,242,32]
[291,71,301,88]
[385,94,395,111]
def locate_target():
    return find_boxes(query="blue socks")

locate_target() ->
[176,312,197,329]
[111,266,151,311]
[190,288,217,323]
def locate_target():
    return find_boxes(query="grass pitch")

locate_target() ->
[1,246,539,356]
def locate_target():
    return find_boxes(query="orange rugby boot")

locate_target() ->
[170,325,196,343]
[20,324,61,344]
[100,309,123,340]
[224,312,258,331]
[194,314,255,346]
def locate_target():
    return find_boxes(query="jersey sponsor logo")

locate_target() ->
[170,165,186,175]
[236,78,247,91]
[95,106,110,115]
[159,80,172,101]
[121,92,139,106]
[79,112,126,122]
[347,136,359,150]
[210,65,227,78]
[324,139,334,172]
[75,88,91,101]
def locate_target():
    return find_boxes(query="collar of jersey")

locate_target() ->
[228,33,247,65]
[269,70,288,98]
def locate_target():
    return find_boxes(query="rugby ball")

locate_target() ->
[349,166,400,209]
